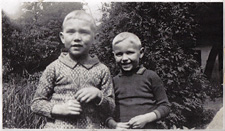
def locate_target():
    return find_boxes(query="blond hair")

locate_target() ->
[112,32,142,48]
[62,10,96,31]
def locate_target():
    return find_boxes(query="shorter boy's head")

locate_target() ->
[60,10,96,59]
[112,32,144,72]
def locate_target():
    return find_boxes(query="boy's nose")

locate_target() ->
[74,33,81,42]
[121,54,129,62]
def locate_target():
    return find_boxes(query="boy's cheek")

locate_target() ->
[114,59,120,65]
[115,59,121,64]
[114,56,121,61]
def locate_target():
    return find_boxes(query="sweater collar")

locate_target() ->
[118,65,146,77]
[58,52,99,70]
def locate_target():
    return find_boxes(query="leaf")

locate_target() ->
[178,67,185,72]
[167,79,174,85]
[167,73,173,78]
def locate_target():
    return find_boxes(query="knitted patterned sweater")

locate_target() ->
[31,53,115,129]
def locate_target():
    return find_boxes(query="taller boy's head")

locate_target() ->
[60,10,96,59]
[112,32,144,72]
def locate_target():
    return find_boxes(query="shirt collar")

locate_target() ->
[118,65,146,77]
[58,52,99,70]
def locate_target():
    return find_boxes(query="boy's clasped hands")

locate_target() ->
[116,112,156,129]
[52,87,102,116]
[116,112,157,129]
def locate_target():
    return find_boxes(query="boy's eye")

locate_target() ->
[115,52,122,57]
[127,51,134,55]
[80,29,91,34]
[66,29,75,34]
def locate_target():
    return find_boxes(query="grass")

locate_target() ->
[3,73,46,128]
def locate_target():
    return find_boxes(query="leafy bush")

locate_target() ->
[95,2,214,129]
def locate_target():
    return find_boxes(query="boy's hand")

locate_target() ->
[128,114,149,129]
[52,99,82,116]
[116,122,130,129]
[75,87,102,103]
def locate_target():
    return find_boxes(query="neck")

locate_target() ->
[69,53,90,62]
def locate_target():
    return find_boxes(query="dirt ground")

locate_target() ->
[203,96,223,129]
[204,96,223,111]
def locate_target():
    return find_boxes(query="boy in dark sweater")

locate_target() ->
[107,32,170,129]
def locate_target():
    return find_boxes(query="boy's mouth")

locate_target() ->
[71,45,83,50]
[121,64,133,71]
[121,62,131,65]
[121,63,132,68]
[72,44,83,47]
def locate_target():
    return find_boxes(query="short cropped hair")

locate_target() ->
[112,32,142,48]
[62,10,96,31]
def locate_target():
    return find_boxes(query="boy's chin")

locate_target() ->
[69,52,88,60]
[121,65,140,72]
[69,50,87,57]
[69,50,83,56]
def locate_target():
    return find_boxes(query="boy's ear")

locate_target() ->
[59,32,65,44]
[140,47,144,58]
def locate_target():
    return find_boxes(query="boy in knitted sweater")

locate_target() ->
[107,32,170,129]
[31,10,115,129]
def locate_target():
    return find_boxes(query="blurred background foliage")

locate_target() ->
[2,2,223,129]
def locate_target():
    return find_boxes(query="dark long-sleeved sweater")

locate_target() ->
[113,66,170,128]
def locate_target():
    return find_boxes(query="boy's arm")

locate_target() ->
[106,117,117,129]
[150,71,171,119]
[96,66,115,118]
[31,64,56,118]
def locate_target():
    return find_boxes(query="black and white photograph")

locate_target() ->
[1,0,223,130]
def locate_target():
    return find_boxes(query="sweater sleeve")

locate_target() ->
[150,71,170,119]
[31,63,56,118]
[97,65,115,119]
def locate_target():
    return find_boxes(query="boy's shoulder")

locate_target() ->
[113,67,159,79]
[95,62,111,72]
[139,68,160,80]
[144,68,158,75]
[47,59,61,67]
